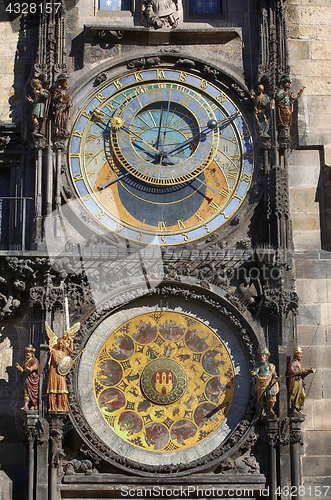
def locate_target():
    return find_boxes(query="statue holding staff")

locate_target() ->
[251,347,280,417]
[16,345,40,411]
[45,321,80,412]
[288,346,314,415]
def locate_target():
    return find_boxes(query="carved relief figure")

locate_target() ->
[287,346,314,415]
[45,321,80,412]
[254,84,271,137]
[26,78,50,135]
[143,0,180,29]
[251,347,279,416]
[276,76,305,139]
[52,76,72,136]
[16,345,40,410]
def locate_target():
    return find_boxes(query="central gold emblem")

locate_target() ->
[141,359,186,405]
[93,311,235,452]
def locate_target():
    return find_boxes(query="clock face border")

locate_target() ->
[68,288,258,476]
[68,65,256,247]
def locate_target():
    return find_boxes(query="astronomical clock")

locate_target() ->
[65,58,261,479]
[68,67,255,246]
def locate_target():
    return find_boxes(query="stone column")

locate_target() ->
[22,412,39,500]
[32,136,46,246]
[267,417,279,500]
[290,416,305,500]
[48,412,66,500]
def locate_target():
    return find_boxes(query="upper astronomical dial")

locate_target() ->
[110,83,219,186]
[68,68,255,246]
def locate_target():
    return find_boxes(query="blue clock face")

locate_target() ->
[68,69,255,246]
[111,84,218,186]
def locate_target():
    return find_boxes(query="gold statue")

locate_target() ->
[288,346,314,415]
[45,321,80,412]
[251,347,280,417]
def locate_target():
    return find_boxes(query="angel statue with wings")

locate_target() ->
[45,321,80,412]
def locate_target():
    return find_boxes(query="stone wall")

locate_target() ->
[295,252,331,498]
[0,18,20,123]
[286,0,331,495]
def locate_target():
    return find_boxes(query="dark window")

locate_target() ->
[189,0,222,14]
[99,0,131,10]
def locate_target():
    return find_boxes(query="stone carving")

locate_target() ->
[254,84,272,137]
[26,78,50,136]
[93,73,107,86]
[52,76,72,137]
[0,135,10,149]
[127,57,162,69]
[46,321,80,412]
[238,277,261,308]
[287,346,314,415]
[251,347,280,417]
[16,345,40,411]
[276,76,305,140]
[203,65,219,79]
[177,58,195,69]
[142,0,180,29]
[96,30,123,39]
[263,287,299,316]
[62,458,98,475]
[0,257,45,320]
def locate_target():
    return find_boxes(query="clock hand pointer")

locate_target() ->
[99,172,130,190]
[156,105,163,150]
[192,176,219,195]
[120,125,161,155]
[164,112,240,158]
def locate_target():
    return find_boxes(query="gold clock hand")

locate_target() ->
[99,172,130,190]
[164,113,239,158]
[112,119,161,155]
[122,126,161,154]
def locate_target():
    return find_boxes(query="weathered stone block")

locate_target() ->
[290,59,309,77]
[292,213,321,232]
[286,7,331,27]
[305,368,322,399]
[307,96,331,114]
[317,26,331,40]
[289,149,321,166]
[300,77,331,97]
[295,258,329,279]
[305,430,331,455]
[321,303,331,325]
[311,40,331,59]
[303,456,331,476]
[288,24,316,39]
[309,61,331,78]
[297,325,329,346]
[290,187,320,212]
[297,303,321,325]
[296,278,313,303]
[293,230,321,250]
[0,471,12,500]
[302,399,314,430]
[314,399,331,430]
[302,0,331,4]
[288,40,311,60]
[310,113,331,132]
[288,166,320,188]
[310,279,330,303]
[322,369,331,398]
